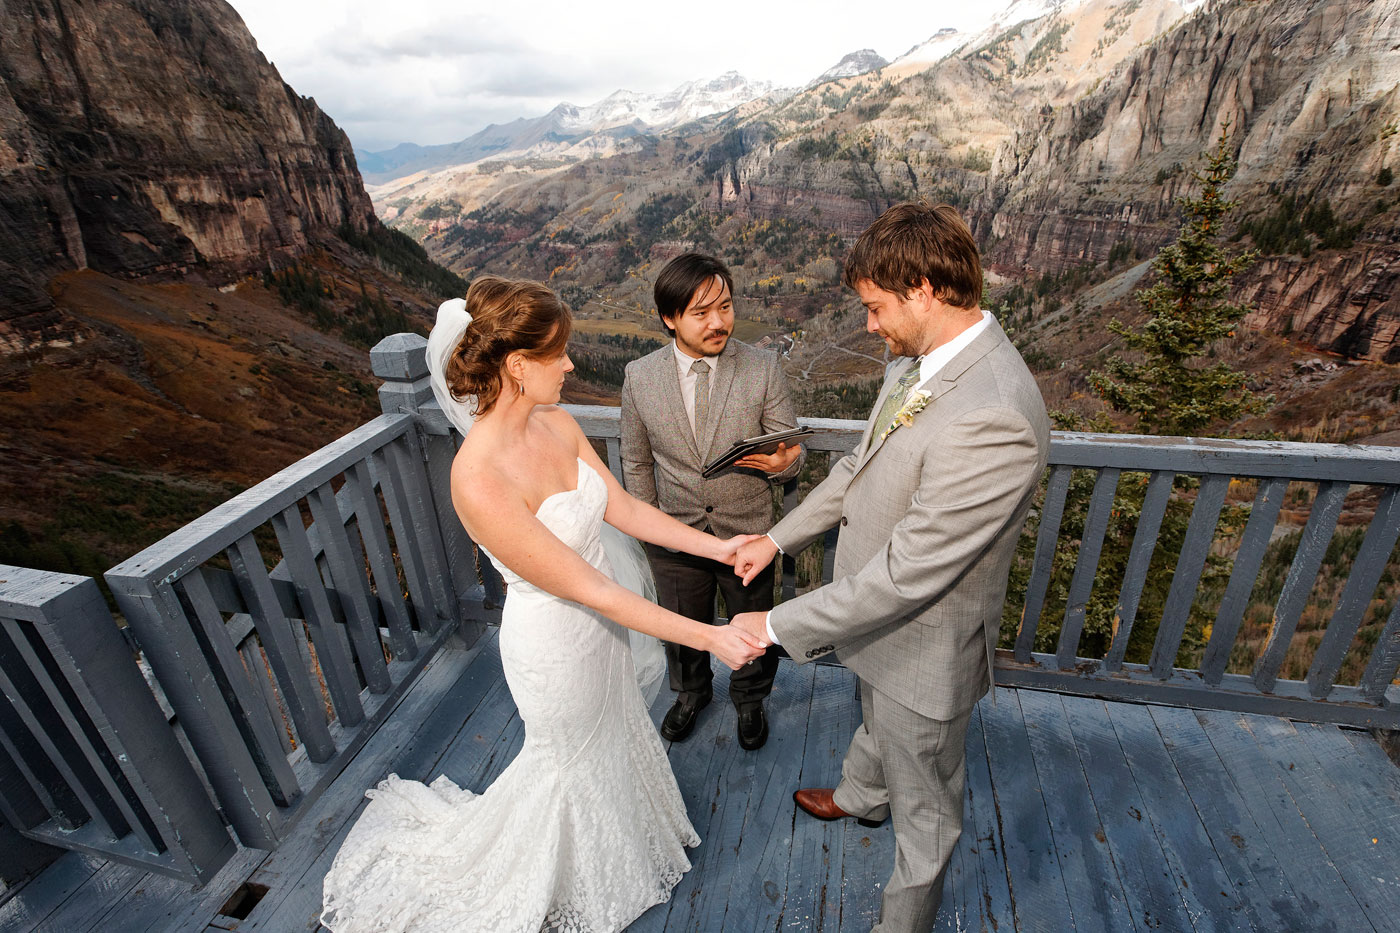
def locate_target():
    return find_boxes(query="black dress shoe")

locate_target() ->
[660,693,711,742]
[737,703,768,750]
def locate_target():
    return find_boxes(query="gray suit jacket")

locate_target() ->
[620,338,804,539]
[768,318,1049,721]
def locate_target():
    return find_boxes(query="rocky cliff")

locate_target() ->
[0,0,376,349]
[975,0,1400,360]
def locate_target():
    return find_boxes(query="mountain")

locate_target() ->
[0,0,378,347]
[354,72,781,185]
[390,0,1399,435]
[808,50,889,88]
[0,0,471,584]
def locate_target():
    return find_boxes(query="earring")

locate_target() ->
[516,379,526,395]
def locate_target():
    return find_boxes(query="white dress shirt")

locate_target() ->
[673,341,722,435]
[760,309,994,645]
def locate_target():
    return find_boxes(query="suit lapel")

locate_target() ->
[853,320,1007,477]
[655,346,700,463]
[855,358,915,470]
[697,341,738,460]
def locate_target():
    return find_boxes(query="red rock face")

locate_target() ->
[1237,249,1400,364]
[968,0,1400,362]
[0,0,376,342]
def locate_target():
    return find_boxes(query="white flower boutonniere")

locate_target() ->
[880,389,933,440]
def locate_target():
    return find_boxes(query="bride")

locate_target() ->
[321,275,768,933]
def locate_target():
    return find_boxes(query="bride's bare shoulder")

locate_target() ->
[535,405,587,446]
[449,442,513,513]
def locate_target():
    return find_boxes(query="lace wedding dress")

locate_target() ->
[321,458,699,932]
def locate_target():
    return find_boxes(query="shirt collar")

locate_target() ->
[673,340,719,376]
[915,309,992,388]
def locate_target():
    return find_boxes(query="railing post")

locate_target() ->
[0,567,235,883]
[371,334,490,643]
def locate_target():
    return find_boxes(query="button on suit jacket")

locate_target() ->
[620,338,804,539]
[768,318,1050,721]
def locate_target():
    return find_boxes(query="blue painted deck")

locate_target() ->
[2,627,1397,932]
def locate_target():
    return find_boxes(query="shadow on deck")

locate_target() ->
[5,628,1397,933]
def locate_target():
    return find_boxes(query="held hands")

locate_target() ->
[710,623,768,670]
[714,533,766,566]
[729,611,770,646]
[734,441,802,474]
[733,535,779,586]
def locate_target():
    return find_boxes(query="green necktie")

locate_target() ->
[873,360,923,439]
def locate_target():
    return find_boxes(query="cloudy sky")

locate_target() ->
[226,0,985,153]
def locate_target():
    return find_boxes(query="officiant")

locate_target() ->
[620,253,805,751]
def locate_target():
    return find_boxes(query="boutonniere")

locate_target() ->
[880,389,932,440]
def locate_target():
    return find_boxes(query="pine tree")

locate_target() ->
[1089,123,1269,435]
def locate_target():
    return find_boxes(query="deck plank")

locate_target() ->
[979,687,1078,933]
[1052,694,1187,924]
[1148,705,1312,931]
[1017,689,1136,933]
[1099,701,1256,933]
[1241,716,1400,928]
[231,637,498,932]
[31,860,143,933]
[1194,709,1375,931]
[13,627,1400,933]
[958,703,1015,933]
[716,662,821,933]
[631,664,736,933]
[245,654,522,933]
[669,667,752,933]
[0,853,104,932]
[781,665,857,933]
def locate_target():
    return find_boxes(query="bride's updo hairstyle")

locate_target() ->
[445,275,572,416]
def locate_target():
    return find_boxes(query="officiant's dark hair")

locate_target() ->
[653,252,734,335]
[843,202,982,310]
[446,275,572,415]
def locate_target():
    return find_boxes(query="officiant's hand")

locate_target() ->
[713,533,765,566]
[734,441,802,474]
[734,535,778,586]
[710,624,768,670]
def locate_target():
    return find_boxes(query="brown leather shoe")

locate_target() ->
[793,788,883,827]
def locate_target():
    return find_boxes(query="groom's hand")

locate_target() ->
[734,535,778,586]
[730,611,770,646]
[714,533,765,566]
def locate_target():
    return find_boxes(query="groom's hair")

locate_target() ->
[843,202,982,310]
[653,253,734,335]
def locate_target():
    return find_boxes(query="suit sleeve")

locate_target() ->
[619,368,658,508]
[770,405,1043,659]
[767,448,858,554]
[759,352,805,484]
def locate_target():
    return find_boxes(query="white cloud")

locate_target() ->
[226,0,986,151]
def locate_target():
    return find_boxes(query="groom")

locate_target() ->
[732,203,1049,931]
[620,252,804,751]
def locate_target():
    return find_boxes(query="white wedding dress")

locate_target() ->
[321,458,699,932]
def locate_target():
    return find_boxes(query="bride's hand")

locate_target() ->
[714,533,765,566]
[709,624,767,670]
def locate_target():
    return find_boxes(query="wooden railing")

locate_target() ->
[0,567,233,883]
[101,336,490,867]
[0,332,1395,885]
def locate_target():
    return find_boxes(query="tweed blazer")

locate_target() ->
[620,338,804,540]
[768,318,1050,721]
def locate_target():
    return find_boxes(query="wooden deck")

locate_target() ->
[3,627,1398,933]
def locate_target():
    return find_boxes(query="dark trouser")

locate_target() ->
[645,540,780,708]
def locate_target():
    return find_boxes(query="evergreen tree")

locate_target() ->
[1089,124,1269,435]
